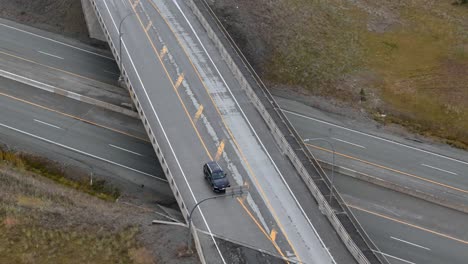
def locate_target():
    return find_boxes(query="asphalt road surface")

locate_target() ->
[1,4,467,263]
[92,0,349,262]
[0,76,175,206]
[277,97,468,210]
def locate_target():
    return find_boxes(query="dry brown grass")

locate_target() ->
[0,159,155,264]
[213,0,468,148]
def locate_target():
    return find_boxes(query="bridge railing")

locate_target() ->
[186,0,389,263]
[87,1,207,263]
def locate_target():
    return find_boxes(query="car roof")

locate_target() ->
[207,161,223,172]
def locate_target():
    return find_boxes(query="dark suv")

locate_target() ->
[203,161,230,192]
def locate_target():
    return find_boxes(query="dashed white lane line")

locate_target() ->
[0,23,114,60]
[374,250,417,264]
[421,164,457,175]
[282,109,468,166]
[390,236,431,251]
[332,137,366,149]
[33,119,63,130]
[37,50,64,60]
[109,144,143,156]
[0,121,167,183]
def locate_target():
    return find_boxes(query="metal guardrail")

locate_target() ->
[187,0,389,263]
[87,1,206,263]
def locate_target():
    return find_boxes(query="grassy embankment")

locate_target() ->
[265,0,468,148]
[0,148,152,263]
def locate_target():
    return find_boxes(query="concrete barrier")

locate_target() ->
[87,1,206,263]
[186,1,387,263]
[0,69,139,119]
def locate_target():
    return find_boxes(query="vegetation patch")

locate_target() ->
[0,151,158,264]
[0,147,120,201]
[212,0,468,148]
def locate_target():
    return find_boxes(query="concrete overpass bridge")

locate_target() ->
[83,0,384,263]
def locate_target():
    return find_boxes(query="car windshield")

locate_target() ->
[212,171,225,180]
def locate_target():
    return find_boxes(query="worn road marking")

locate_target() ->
[0,23,114,60]
[33,119,62,130]
[193,105,204,123]
[215,140,225,161]
[236,197,287,260]
[0,50,111,86]
[270,228,278,242]
[0,121,166,182]
[109,144,143,156]
[390,236,431,251]
[145,20,153,32]
[0,92,148,142]
[174,73,184,89]
[132,0,140,8]
[374,251,416,264]
[348,204,468,244]
[421,164,457,175]
[306,143,468,194]
[332,137,365,149]
[109,1,224,260]
[283,109,468,166]
[37,50,64,60]
[159,45,168,58]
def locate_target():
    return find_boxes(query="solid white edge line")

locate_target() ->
[390,236,431,251]
[109,144,144,156]
[33,119,63,130]
[421,164,458,175]
[171,1,334,262]
[331,137,366,149]
[37,50,64,60]
[373,250,417,264]
[100,2,226,263]
[282,109,468,166]
[0,122,168,183]
[0,23,115,60]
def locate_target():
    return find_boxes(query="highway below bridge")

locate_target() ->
[85,0,362,263]
[0,8,467,263]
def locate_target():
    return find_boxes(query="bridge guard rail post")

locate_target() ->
[186,0,389,263]
[87,0,206,263]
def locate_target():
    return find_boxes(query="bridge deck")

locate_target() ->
[92,0,353,263]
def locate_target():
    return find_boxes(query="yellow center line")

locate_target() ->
[0,50,110,87]
[305,143,468,194]
[174,73,184,90]
[348,203,468,245]
[132,0,140,9]
[144,1,301,261]
[127,1,214,159]
[215,140,225,161]
[159,45,168,58]
[145,20,153,32]
[0,91,149,142]
[236,197,288,262]
[270,228,278,242]
[193,105,204,123]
